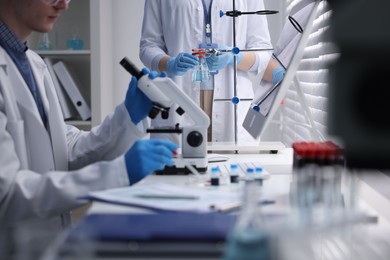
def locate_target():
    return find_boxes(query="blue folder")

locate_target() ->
[67,212,237,242]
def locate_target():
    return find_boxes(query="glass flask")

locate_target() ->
[67,26,84,50]
[191,49,211,82]
[223,180,273,260]
[37,33,53,50]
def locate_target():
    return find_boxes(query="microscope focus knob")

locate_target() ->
[187,131,203,147]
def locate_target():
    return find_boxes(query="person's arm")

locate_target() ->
[158,56,170,73]
[159,53,198,77]
[237,52,256,71]
[139,0,167,71]
[244,0,273,74]
[263,58,280,82]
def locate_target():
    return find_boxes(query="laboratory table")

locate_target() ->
[43,147,390,260]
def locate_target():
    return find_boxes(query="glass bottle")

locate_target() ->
[223,180,273,260]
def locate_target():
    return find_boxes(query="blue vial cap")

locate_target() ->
[211,167,220,173]
[255,167,263,173]
[231,96,240,105]
[220,10,224,17]
[253,105,260,112]
[230,164,238,169]
[246,168,254,173]
[231,47,240,55]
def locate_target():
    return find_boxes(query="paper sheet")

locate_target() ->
[85,183,244,213]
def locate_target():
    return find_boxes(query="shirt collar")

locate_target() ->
[0,20,29,53]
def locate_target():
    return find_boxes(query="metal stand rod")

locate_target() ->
[232,0,238,145]
[225,2,278,145]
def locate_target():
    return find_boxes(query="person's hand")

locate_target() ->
[206,46,243,71]
[166,52,199,77]
[125,139,178,185]
[125,68,166,124]
[272,66,286,85]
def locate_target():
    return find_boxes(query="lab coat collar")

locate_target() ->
[1,47,45,128]
[0,48,6,67]
[26,50,50,117]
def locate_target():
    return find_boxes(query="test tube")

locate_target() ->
[210,167,220,186]
[230,164,240,183]
[245,168,255,182]
[254,167,264,186]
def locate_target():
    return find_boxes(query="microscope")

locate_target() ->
[120,57,210,174]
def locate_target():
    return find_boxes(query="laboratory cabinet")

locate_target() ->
[28,0,114,130]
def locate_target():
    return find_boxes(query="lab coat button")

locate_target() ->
[197,6,202,11]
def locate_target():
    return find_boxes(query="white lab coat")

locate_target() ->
[0,47,148,234]
[140,0,272,144]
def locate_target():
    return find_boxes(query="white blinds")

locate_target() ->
[279,0,336,147]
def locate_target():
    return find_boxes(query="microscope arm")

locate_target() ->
[138,76,210,158]
[138,76,210,129]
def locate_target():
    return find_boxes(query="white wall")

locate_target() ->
[112,1,145,107]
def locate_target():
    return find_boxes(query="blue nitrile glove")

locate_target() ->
[125,139,178,185]
[166,52,199,77]
[206,46,243,71]
[125,68,166,124]
[272,66,286,85]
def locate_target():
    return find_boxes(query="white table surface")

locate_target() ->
[77,147,390,259]
[87,148,294,215]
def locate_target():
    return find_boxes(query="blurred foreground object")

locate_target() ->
[328,0,390,169]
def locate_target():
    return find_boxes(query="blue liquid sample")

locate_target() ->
[224,229,272,260]
[37,33,53,50]
[67,38,84,50]
[37,42,52,50]
[192,70,210,82]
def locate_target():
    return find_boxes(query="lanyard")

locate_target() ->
[201,0,213,38]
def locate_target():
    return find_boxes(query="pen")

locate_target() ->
[134,194,200,200]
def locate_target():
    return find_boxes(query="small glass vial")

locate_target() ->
[254,167,264,186]
[245,168,255,182]
[210,166,220,186]
[230,164,240,184]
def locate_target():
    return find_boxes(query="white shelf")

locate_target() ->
[36,50,91,56]
[65,120,92,126]
[65,120,92,131]
[27,0,115,129]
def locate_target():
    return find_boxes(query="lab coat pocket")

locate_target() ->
[6,120,29,169]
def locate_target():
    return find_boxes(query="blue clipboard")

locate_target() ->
[67,212,237,242]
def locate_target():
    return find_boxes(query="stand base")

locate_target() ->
[207,141,285,153]
[155,157,208,175]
